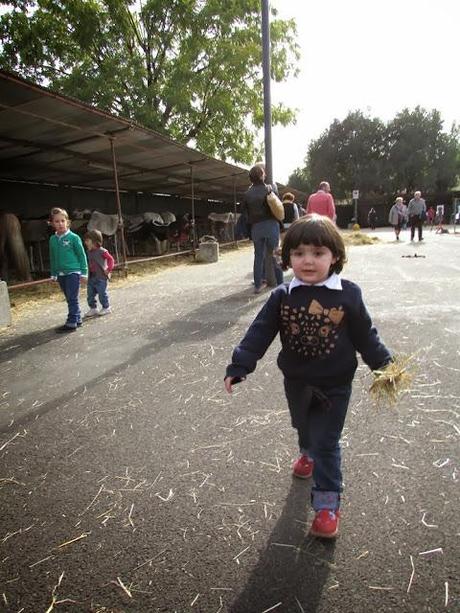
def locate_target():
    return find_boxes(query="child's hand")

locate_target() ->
[107,272,112,280]
[224,376,245,394]
[224,377,235,394]
[80,276,88,285]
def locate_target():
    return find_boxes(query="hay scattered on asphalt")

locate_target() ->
[406,555,415,594]
[369,355,415,404]
[56,532,90,549]
[113,576,133,598]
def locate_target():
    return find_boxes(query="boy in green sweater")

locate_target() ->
[49,207,88,332]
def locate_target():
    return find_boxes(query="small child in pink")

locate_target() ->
[83,230,115,317]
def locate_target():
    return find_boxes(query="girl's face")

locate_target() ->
[84,238,94,250]
[51,213,69,235]
[290,243,337,285]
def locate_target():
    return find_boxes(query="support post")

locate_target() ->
[190,164,197,250]
[110,137,128,269]
[233,175,238,246]
[261,0,273,184]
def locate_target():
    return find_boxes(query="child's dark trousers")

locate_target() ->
[284,379,352,511]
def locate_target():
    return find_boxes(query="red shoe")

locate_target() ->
[292,454,314,479]
[310,509,340,538]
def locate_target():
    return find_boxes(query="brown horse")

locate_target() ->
[0,211,31,282]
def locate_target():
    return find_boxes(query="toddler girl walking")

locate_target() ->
[224,215,392,538]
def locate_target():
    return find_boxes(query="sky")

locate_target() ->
[270,0,460,183]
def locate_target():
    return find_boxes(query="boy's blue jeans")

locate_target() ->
[87,275,109,309]
[58,273,81,327]
[284,379,352,511]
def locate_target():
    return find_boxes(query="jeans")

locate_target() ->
[251,219,281,288]
[58,273,81,327]
[284,379,352,510]
[87,275,109,309]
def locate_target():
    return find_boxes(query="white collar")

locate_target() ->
[56,229,70,237]
[288,272,342,294]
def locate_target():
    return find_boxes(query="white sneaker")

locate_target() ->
[98,307,112,316]
[84,308,99,318]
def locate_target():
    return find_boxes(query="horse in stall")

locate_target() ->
[0,211,31,282]
[208,212,238,243]
[125,211,187,255]
[21,218,51,275]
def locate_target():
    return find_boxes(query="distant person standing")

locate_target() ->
[241,165,283,293]
[427,206,435,230]
[281,192,300,232]
[306,181,336,221]
[401,200,408,229]
[49,207,88,333]
[407,190,427,242]
[388,197,405,241]
[434,205,445,234]
[367,208,378,230]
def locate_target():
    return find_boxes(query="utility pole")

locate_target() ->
[261,0,273,184]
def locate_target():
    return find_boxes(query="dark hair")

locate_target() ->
[84,229,103,246]
[248,165,265,184]
[281,214,347,273]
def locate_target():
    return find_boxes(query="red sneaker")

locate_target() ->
[292,454,314,479]
[310,509,340,538]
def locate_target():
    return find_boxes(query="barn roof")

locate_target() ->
[0,70,305,204]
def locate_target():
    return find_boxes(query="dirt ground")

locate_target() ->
[0,227,459,612]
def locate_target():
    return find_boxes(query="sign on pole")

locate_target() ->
[352,190,359,200]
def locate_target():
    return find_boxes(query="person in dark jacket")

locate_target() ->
[224,215,392,538]
[281,192,300,233]
[241,165,283,293]
[367,208,378,230]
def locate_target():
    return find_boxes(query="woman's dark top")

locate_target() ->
[242,183,277,225]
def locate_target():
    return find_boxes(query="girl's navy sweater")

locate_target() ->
[226,280,391,388]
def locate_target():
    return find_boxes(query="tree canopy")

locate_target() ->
[0,0,299,163]
[290,108,460,199]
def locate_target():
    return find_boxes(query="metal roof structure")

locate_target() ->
[0,70,305,204]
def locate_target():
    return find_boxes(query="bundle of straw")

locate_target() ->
[369,354,415,404]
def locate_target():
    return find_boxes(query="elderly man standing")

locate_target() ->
[306,181,336,221]
[407,190,427,241]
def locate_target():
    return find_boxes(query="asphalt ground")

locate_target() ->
[0,227,459,613]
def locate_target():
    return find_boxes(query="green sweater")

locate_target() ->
[49,230,88,277]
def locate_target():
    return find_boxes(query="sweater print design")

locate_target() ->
[281,299,344,358]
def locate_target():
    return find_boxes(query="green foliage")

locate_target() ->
[0,0,299,163]
[293,108,460,198]
[386,107,459,193]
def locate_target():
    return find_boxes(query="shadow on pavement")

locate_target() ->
[230,480,336,613]
[0,327,63,364]
[0,287,259,433]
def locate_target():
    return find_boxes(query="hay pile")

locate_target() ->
[369,355,415,404]
[343,231,379,246]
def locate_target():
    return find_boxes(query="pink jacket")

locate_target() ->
[306,190,336,220]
